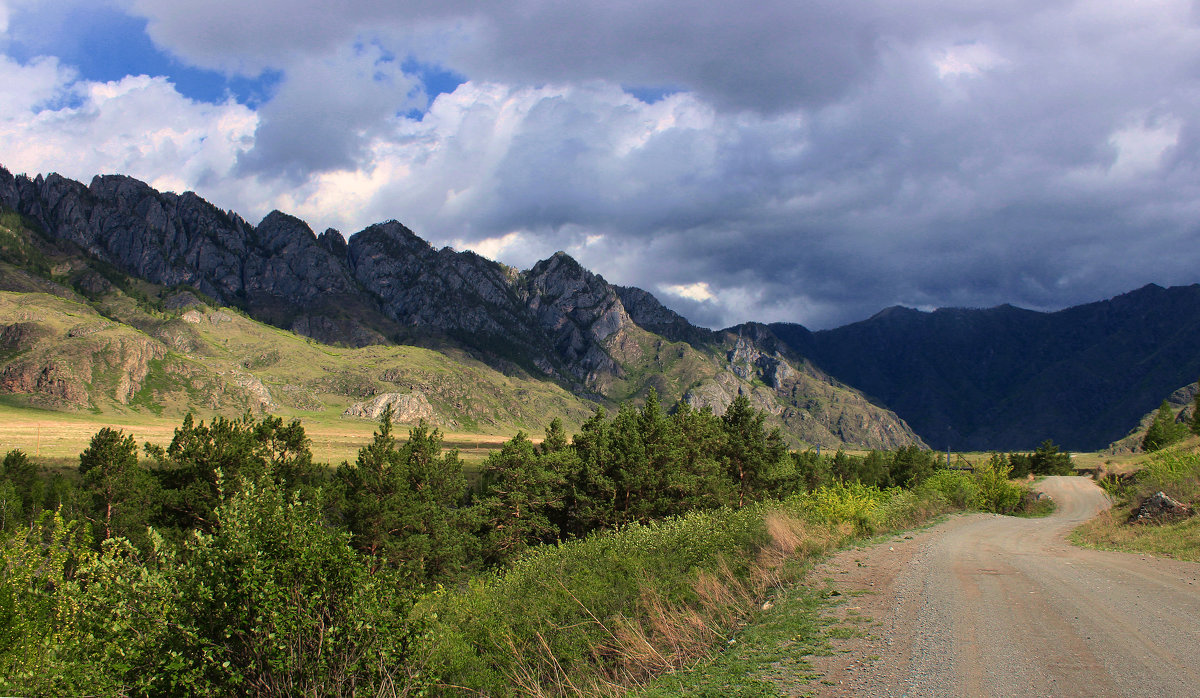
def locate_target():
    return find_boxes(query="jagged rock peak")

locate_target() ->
[318,228,348,257]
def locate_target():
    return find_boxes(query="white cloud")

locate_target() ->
[0,54,258,206]
[1108,118,1180,178]
[661,282,715,302]
[935,42,1007,78]
[453,230,524,260]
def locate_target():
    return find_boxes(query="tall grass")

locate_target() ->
[417,482,954,696]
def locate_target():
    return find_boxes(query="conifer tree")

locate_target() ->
[721,393,788,506]
[667,402,730,513]
[480,431,565,564]
[78,428,157,544]
[569,408,616,535]
[337,409,473,582]
[1143,401,1186,452]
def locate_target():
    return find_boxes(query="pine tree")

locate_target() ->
[1029,439,1073,474]
[721,393,788,506]
[667,402,730,512]
[78,428,156,544]
[569,408,616,535]
[337,409,474,582]
[1143,401,1186,452]
[480,431,565,564]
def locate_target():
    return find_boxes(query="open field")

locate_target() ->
[0,403,517,468]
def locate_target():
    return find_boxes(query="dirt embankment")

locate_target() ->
[799,476,1200,697]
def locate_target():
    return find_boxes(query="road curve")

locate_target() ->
[808,476,1200,697]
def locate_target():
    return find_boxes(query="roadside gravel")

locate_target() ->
[797,476,1200,697]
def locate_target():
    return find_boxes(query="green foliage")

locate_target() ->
[918,469,982,509]
[0,511,95,694]
[794,480,891,533]
[479,431,566,565]
[1,450,41,528]
[790,449,833,492]
[164,479,424,695]
[721,394,790,506]
[145,412,320,534]
[974,454,1024,514]
[1133,450,1200,506]
[336,408,476,584]
[888,445,937,487]
[1143,401,1187,452]
[1030,439,1073,474]
[0,479,429,696]
[78,428,159,546]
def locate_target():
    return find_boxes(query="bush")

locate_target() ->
[0,480,429,697]
[1131,451,1200,506]
[974,455,1024,514]
[918,470,982,510]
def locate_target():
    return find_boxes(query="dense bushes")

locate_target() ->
[0,477,427,696]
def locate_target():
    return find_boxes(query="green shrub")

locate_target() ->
[973,455,1024,514]
[1133,451,1200,505]
[0,481,429,697]
[919,470,982,510]
[790,480,891,533]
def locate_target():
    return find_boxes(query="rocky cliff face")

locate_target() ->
[0,168,389,346]
[0,165,926,448]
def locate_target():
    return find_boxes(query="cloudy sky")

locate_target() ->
[1,0,1198,329]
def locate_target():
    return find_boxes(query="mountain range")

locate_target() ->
[1,165,1196,451]
[0,166,918,449]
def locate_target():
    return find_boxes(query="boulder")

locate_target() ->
[1129,491,1194,524]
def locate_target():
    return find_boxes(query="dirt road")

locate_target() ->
[803,476,1200,697]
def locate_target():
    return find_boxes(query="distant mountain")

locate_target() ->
[764,284,1200,450]
[0,166,922,449]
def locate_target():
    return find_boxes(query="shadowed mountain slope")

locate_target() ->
[765,283,1200,450]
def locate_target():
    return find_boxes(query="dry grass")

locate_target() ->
[1072,507,1200,562]
[601,514,845,686]
[0,403,516,467]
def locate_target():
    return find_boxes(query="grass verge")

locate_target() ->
[416,482,951,696]
[1071,447,1200,561]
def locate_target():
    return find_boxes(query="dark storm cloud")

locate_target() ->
[8,0,1200,329]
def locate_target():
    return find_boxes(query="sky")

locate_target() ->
[2,0,1199,330]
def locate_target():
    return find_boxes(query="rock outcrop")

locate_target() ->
[343,391,436,423]
[1129,491,1194,524]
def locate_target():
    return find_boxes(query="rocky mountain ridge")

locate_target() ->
[0,166,922,449]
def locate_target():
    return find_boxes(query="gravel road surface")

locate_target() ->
[801,476,1200,697]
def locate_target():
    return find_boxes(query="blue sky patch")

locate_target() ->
[4,3,280,106]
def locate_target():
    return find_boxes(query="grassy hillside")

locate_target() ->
[0,287,595,432]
